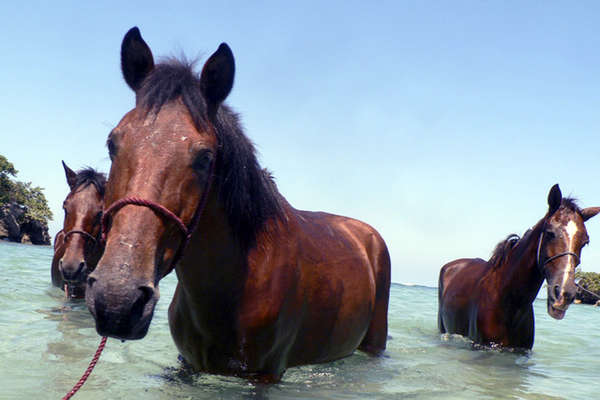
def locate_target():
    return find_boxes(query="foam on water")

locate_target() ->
[1,241,598,399]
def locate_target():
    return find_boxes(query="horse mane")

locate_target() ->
[136,58,284,251]
[487,197,582,270]
[73,167,107,196]
[488,234,521,269]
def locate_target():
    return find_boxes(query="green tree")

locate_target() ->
[10,181,53,223]
[0,155,18,205]
[0,154,52,223]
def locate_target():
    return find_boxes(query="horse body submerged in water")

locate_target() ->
[438,184,600,350]
[51,162,106,299]
[85,27,390,381]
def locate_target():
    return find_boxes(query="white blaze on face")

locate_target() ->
[561,220,579,290]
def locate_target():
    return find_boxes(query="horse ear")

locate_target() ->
[200,43,235,116]
[547,184,562,215]
[121,27,155,91]
[62,161,77,190]
[581,207,600,222]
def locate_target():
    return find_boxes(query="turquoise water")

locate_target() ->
[1,241,599,399]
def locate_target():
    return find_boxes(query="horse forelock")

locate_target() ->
[135,58,284,252]
[72,168,107,197]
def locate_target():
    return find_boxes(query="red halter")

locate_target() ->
[101,162,214,277]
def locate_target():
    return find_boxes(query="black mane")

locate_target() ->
[489,234,520,269]
[73,168,107,196]
[488,197,583,269]
[137,59,284,251]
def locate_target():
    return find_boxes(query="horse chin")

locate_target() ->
[87,289,159,341]
[65,282,87,299]
[547,300,567,320]
[94,306,156,340]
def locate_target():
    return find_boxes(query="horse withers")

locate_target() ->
[438,184,600,350]
[85,27,391,381]
[51,162,105,299]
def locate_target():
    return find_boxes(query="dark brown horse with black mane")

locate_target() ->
[51,162,106,299]
[438,184,600,350]
[85,27,390,381]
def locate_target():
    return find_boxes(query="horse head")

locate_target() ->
[539,184,600,319]
[86,27,234,339]
[59,162,105,297]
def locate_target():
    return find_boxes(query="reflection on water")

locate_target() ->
[1,242,599,399]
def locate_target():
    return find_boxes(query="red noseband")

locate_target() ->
[100,162,214,276]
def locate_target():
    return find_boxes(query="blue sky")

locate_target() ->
[2,1,600,285]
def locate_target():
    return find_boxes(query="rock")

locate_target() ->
[0,202,25,241]
[20,218,50,245]
[0,202,50,245]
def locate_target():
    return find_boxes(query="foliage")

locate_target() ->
[0,154,52,223]
[0,155,18,205]
[575,271,600,292]
[575,271,600,303]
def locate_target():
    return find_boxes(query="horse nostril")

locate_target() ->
[87,276,97,288]
[138,285,155,305]
[553,285,561,300]
[563,291,574,303]
[79,261,86,273]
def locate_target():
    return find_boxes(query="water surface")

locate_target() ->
[1,241,598,399]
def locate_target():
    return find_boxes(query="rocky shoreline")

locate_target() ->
[0,201,50,245]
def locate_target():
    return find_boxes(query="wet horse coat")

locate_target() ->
[438,185,600,349]
[51,162,105,298]
[86,27,390,381]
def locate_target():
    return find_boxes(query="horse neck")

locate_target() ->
[497,221,545,307]
[175,191,249,298]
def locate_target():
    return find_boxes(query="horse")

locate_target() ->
[85,27,391,382]
[51,162,106,299]
[438,184,600,350]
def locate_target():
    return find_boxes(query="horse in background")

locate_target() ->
[51,162,106,299]
[84,27,391,382]
[438,184,600,350]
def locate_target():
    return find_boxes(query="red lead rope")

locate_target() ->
[61,337,107,399]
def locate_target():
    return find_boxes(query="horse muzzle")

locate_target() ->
[547,284,576,320]
[85,271,159,340]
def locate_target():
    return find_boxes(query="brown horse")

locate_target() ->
[51,162,106,299]
[438,184,600,350]
[85,27,390,381]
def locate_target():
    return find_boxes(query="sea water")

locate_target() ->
[0,240,598,399]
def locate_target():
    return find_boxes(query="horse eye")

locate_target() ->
[96,212,103,222]
[192,150,213,172]
[545,231,556,239]
[107,138,117,161]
